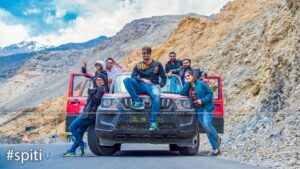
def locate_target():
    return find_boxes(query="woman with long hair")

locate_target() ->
[180,70,221,156]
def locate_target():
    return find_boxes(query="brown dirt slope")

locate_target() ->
[0,94,67,143]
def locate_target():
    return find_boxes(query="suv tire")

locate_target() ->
[88,123,120,156]
[178,127,200,156]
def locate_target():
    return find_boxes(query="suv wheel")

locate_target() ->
[178,128,200,156]
[88,123,120,156]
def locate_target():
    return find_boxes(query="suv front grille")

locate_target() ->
[117,122,176,130]
[122,97,173,110]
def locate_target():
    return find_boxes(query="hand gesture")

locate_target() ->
[83,59,88,68]
[194,99,202,105]
[143,79,152,85]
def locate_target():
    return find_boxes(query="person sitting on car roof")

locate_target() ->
[167,58,206,84]
[61,74,107,157]
[123,46,167,131]
[180,70,221,156]
[165,51,183,92]
[165,51,183,74]
[82,59,109,93]
[105,57,127,84]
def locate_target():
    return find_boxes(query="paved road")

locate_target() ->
[0,144,264,169]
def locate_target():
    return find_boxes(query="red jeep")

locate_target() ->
[66,72,224,156]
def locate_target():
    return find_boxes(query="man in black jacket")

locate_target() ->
[167,58,206,84]
[123,46,167,131]
[61,74,107,157]
[165,51,183,74]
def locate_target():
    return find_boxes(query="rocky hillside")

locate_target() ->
[0,15,182,112]
[125,0,299,168]
[92,15,182,63]
[124,0,281,67]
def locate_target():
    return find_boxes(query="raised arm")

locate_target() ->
[82,65,93,78]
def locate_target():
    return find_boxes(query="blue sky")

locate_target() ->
[0,0,230,47]
[0,0,78,36]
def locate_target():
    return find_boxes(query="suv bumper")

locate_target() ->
[65,113,224,134]
[95,111,198,145]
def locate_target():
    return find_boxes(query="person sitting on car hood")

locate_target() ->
[61,74,107,157]
[123,46,167,131]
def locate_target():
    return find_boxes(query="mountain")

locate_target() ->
[0,52,34,83]
[0,36,108,56]
[0,41,51,56]
[92,15,183,61]
[46,36,108,51]
[0,36,108,82]
[0,15,183,111]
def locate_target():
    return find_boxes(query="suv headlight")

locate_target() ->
[101,98,119,109]
[182,100,192,108]
[175,99,193,110]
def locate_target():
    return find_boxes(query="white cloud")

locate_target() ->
[0,9,31,47]
[0,0,230,47]
[0,22,31,47]
[23,8,41,15]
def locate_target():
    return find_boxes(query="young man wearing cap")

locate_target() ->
[123,46,167,131]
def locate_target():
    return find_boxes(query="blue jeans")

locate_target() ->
[123,78,161,123]
[196,108,220,150]
[68,115,94,152]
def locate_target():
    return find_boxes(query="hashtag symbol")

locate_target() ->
[6,149,14,160]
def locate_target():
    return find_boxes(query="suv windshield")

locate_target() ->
[111,74,182,94]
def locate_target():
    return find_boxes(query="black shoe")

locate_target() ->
[211,149,221,156]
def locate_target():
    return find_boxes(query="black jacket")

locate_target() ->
[165,59,183,73]
[132,60,167,87]
[81,85,106,120]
